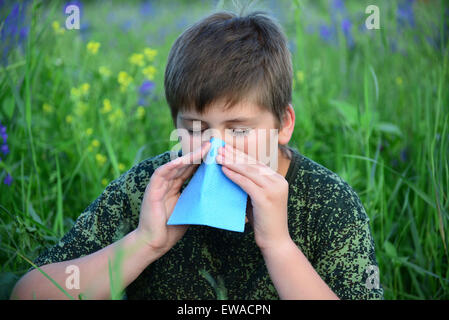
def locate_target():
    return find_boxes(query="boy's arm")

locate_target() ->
[260,238,339,299]
[11,144,210,300]
[216,145,382,299]
[10,229,163,300]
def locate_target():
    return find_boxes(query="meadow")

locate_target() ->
[0,0,448,299]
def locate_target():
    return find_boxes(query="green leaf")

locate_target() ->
[375,122,403,137]
[329,99,358,126]
[384,240,397,258]
[2,96,15,120]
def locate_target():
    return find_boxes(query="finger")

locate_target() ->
[225,144,277,178]
[170,141,210,180]
[177,162,200,182]
[179,141,211,165]
[221,165,261,201]
[149,159,185,190]
[217,148,272,188]
[219,144,259,166]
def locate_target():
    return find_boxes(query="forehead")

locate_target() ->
[178,99,267,122]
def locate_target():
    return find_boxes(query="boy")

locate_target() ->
[11,10,383,300]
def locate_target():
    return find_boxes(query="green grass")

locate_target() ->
[0,0,448,299]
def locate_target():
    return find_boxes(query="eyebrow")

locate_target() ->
[180,116,255,124]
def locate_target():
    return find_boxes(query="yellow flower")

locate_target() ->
[88,139,100,152]
[136,106,145,119]
[96,153,107,167]
[129,53,145,67]
[42,103,54,113]
[296,70,305,84]
[52,21,65,35]
[99,66,111,77]
[87,41,101,55]
[91,139,100,148]
[66,115,73,124]
[117,71,133,91]
[143,48,157,62]
[108,108,124,125]
[70,87,81,100]
[101,99,112,114]
[80,83,90,95]
[142,65,156,80]
[75,102,88,116]
[85,128,93,136]
[395,76,403,86]
[118,163,125,171]
[101,178,109,186]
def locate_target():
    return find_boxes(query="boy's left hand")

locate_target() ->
[216,144,291,251]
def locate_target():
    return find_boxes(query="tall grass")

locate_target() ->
[0,0,447,299]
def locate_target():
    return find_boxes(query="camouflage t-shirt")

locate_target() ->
[31,147,384,300]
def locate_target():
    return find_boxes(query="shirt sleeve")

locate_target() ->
[312,193,384,300]
[28,167,137,273]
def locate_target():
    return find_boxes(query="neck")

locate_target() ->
[276,147,292,178]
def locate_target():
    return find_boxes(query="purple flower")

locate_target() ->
[3,173,12,186]
[140,1,155,16]
[1,144,9,156]
[341,18,354,48]
[400,147,408,162]
[138,80,156,106]
[319,25,334,42]
[121,20,133,33]
[0,124,6,142]
[0,121,11,185]
[0,1,31,65]
[397,0,415,28]
[139,80,155,96]
[341,18,351,34]
[332,0,346,12]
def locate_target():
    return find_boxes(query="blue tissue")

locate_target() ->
[166,137,248,232]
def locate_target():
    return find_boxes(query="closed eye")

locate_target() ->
[185,127,252,136]
[231,128,252,136]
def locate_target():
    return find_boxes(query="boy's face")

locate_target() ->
[176,99,291,171]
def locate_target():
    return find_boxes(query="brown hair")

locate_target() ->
[164,10,294,158]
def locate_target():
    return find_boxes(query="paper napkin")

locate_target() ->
[166,137,248,232]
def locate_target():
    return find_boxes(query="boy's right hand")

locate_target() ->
[136,141,211,255]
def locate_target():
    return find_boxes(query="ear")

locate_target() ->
[278,104,295,146]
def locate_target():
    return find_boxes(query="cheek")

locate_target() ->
[179,133,203,154]
[243,136,258,161]
[247,129,275,165]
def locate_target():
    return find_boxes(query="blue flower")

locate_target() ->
[400,147,408,162]
[4,173,12,186]
[341,18,354,48]
[1,144,9,156]
[140,1,155,17]
[332,0,346,12]
[319,24,334,42]
[138,80,156,106]
[0,121,12,186]
[397,0,415,28]
[139,80,155,96]
[0,1,31,65]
